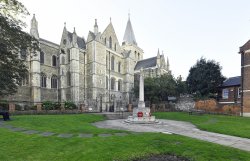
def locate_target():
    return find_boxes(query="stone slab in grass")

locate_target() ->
[4,125,13,129]
[57,133,73,138]
[98,133,112,137]
[114,133,128,136]
[40,132,55,137]
[9,127,26,132]
[23,130,39,134]
[79,134,93,138]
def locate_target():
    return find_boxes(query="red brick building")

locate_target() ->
[239,41,250,116]
[218,76,241,105]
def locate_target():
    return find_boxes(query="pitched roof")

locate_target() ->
[134,56,157,70]
[67,32,86,49]
[123,18,137,45]
[222,76,241,87]
[39,38,59,47]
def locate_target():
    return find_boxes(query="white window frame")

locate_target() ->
[222,88,229,99]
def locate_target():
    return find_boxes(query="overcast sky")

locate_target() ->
[19,0,250,79]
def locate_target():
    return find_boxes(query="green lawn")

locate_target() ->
[5,114,124,134]
[154,112,250,138]
[1,114,250,161]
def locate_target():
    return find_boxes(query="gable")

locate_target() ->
[101,23,121,53]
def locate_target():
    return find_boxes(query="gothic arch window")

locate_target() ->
[118,79,122,91]
[114,43,117,51]
[67,71,71,86]
[51,75,58,89]
[138,53,140,60]
[109,36,112,49]
[21,74,29,86]
[111,55,115,71]
[111,77,115,90]
[104,38,107,45]
[106,76,108,89]
[41,73,47,88]
[40,51,44,64]
[118,61,121,73]
[20,48,27,60]
[67,49,70,63]
[52,55,57,67]
[106,55,108,68]
[134,51,137,59]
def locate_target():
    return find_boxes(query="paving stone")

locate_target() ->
[57,133,73,138]
[98,133,112,137]
[23,130,39,134]
[79,134,93,138]
[40,132,55,137]
[114,133,128,136]
[4,125,13,129]
[9,127,26,132]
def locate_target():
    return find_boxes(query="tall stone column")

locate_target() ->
[138,68,145,108]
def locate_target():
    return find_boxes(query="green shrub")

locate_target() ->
[42,101,54,110]
[64,101,77,110]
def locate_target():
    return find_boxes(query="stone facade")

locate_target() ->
[1,15,170,112]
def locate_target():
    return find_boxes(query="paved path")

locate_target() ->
[94,119,250,152]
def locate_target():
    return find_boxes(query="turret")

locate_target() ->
[72,27,78,47]
[94,19,98,35]
[157,48,161,67]
[30,14,39,39]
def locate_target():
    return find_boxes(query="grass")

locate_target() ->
[154,112,250,138]
[5,114,124,134]
[1,113,250,161]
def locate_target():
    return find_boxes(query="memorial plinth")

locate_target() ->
[125,68,158,124]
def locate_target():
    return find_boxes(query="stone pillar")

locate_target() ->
[36,103,42,112]
[139,68,144,102]
[128,104,132,112]
[9,103,15,112]
[138,68,145,108]
[61,102,65,111]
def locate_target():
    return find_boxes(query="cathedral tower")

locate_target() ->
[121,15,143,103]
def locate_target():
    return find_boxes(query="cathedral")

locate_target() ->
[4,14,170,112]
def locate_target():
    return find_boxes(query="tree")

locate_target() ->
[0,0,38,96]
[133,73,178,103]
[186,57,225,98]
[176,75,187,96]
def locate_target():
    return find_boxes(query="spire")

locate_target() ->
[167,57,170,70]
[157,48,160,58]
[94,19,98,35]
[123,15,137,45]
[72,27,78,47]
[64,22,67,31]
[30,14,39,39]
